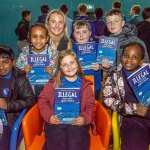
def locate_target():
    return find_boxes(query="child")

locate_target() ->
[38,50,95,150]
[106,9,149,65]
[103,42,150,150]
[73,20,109,99]
[15,10,32,53]
[37,4,49,24]
[128,5,142,25]
[0,45,36,150]
[93,7,109,43]
[45,9,72,52]
[16,23,54,97]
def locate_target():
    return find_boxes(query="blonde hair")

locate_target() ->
[73,20,91,31]
[45,9,71,48]
[52,49,84,87]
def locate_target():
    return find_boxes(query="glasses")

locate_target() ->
[61,61,76,69]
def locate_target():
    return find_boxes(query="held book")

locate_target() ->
[27,54,50,85]
[97,36,118,66]
[75,42,97,70]
[54,88,80,124]
[0,110,7,125]
[127,65,150,106]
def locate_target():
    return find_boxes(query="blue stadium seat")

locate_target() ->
[9,109,27,150]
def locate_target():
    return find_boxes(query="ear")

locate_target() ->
[12,59,16,66]
[122,20,125,27]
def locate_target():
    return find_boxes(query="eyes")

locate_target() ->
[122,54,141,60]
[49,20,64,26]
[31,35,47,40]
[106,20,120,25]
[61,61,76,69]
[74,30,89,36]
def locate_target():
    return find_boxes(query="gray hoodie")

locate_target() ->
[110,23,149,65]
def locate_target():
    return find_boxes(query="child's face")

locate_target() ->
[121,44,144,73]
[48,13,65,36]
[106,15,125,35]
[0,58,15,77]
[74,26,91,43]
[60,55,78,81]
[31,26,49,53]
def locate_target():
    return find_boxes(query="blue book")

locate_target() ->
[76,42,97,70]
[27,54,51,85]
[97,36,118,66]
[127,65,150,106]
[0,110,7,125]
[54,88,80,124]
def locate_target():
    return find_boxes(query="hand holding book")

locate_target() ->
[50,115,62,125]
[136,103,149,117]
[71,116,85,126]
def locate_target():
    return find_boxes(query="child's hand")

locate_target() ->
[91,63,100,71]
[45,66,53,75]
[24,64,32,73]
[0,98,7,110]
[102,58,110,69]
[71,116,85,126]
[136,103,149,117]
[50,115,62,124]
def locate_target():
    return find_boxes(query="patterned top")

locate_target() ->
[16,44,59,70]
[103,67,137,115]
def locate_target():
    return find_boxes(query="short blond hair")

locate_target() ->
[78,3,88,13]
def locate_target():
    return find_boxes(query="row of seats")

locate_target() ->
[10,76,118,150]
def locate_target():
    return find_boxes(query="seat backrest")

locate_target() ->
[9,109,27,150]
[95,101,111,149]
[112,111,120,150]
[22,103,44,148]
[85,75,94,91]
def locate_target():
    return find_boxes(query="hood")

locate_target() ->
[110,23,137,42]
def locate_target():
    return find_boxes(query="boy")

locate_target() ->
[73,20,109,99]
[0,45,36,150]
[128,5,142,25]
[37,4,49,24]
[106,9,149,65]
[15,10,31,53]
[103,41,150,150]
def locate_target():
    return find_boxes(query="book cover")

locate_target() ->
[27,54,50,85]
[0,110,7,125]
[127,65,150,106]
[54,88,80,124]
[76,42,97,70]
[97,36,118,66]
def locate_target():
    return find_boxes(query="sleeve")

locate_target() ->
[16,52,27,70]
[6,77,36,112]
[38,82,55,124]
[102,73,124,112]
[80,84,95,125]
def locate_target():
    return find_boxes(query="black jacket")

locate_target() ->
[4,67,36,128]
[15,19,30,41]
[137,21,150,60]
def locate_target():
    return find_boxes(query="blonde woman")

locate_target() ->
[45,9,72,53]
